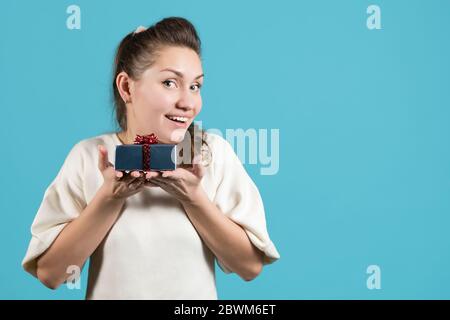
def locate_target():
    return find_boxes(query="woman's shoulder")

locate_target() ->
[204,131,228,160]
[65,132,118,161]
[204,131,232,152]
[203,131,239,168]
[78,132,117,147]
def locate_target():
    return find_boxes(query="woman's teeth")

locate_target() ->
[166,115,188,123]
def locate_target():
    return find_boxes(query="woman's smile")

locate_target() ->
[164,114,190,128]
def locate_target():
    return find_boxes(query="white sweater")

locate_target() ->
[22,132,280,299]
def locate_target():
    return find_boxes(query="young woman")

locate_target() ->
[22,17,279,299]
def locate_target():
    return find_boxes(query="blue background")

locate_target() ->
[1,0,449,299]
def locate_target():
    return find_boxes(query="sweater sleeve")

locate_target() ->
[208,134,280,274]
[22,142,87,277]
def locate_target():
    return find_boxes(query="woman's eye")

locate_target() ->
[162,80,176,88]
[191,83,202,91]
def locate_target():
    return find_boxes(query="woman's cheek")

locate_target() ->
[141,93,171,114]
[195,97,203,115]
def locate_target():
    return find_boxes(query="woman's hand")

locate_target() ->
[146,155,206,205]
[98,145,159,200]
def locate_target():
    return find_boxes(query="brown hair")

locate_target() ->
[111,17,209,166]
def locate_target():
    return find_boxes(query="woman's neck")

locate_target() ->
[117,131,135,145]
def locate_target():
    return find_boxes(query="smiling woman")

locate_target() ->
[112,18,206,151]
[22,17,280,300]
[115,46,204,144]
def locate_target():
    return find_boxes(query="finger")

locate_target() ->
[115,170,124,180]
[192,155,205,178]
[131,171,142,178]
[114,171,136,185]
[152,177,171,185]
[126,173,144,187]
[144,172,163,187]
[145,171,160,180]
[161,170,172,178]
[148,180,168,191]
[160,170,180,179]
[118,173,143,187]
[127,178,145,190]
[98,145,109,171]
[161,169,183,180]
[144,181,159,188]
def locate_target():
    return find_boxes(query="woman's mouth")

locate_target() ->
[165,115,189,128]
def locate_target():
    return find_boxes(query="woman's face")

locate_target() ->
[125,46,204,144]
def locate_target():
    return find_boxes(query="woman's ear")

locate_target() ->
[116,71,132,104]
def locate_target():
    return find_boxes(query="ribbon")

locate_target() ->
[133,133,159,171]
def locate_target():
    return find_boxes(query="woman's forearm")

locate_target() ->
[36,186,125,289]
[181,190,264,281]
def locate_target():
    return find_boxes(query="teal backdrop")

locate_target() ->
[1,0,449,299]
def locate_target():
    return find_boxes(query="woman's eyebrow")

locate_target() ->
[160,68,204,80]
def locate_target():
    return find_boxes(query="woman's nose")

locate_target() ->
[175,102,194,112]
[176,91,197,111]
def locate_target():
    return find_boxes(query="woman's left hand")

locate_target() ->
[145,155,206,205]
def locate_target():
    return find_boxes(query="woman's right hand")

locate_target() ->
[97,145,159,200]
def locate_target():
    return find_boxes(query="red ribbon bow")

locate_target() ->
[133,133,159,171]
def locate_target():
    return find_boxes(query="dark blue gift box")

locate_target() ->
[115,144,177,171]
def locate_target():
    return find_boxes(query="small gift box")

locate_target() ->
[114,133,177,171]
